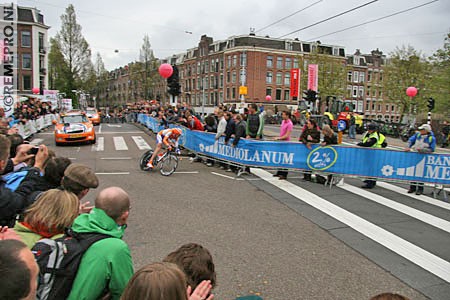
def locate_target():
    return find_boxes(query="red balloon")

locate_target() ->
[159,63,173,78]
[265,95,272,101]
[406,86,417,97]
[32,87,40,94]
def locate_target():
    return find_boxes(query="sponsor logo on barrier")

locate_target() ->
[381,155,450,180]
[199,137,295,165]
[307,146,338,171]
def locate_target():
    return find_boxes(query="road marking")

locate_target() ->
[174,171,199,174]
[68,158,77,160]
[211,172,235,180]
[29,138,44,145]
[100,157,132,160]
[251,167,450,283]
[376,182,450,211]
[39,131,143,135]
[338,183,450,233]
[113,136,128,150]
[132,136,151,150]
[107,124,122,128]
[92,137,104,151]
[98,124,102,133]
[95,172,130,175]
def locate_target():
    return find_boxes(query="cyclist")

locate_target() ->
[145,128,182,170]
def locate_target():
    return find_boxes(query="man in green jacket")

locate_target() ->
[68,187,133,300]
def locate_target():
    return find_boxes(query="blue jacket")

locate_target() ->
[408,132,436,152]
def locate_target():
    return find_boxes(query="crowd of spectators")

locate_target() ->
[0,98,57,136]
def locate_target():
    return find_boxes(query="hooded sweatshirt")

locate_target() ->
[67,208,134,300]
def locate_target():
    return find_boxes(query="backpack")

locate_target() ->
[32,228,110,300]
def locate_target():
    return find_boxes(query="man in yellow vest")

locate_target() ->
[357,123,381,189]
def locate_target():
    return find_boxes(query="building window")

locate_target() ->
[391,105,395,112]
[352,86,357,98]
[276,72,282,85]
[232,71,236,84]
[353,71,358,83]
[385,105,389,112]
[377,104,382,112]
[366,86,371,97]
[347,85,352,98]
[197,62,201,74]
[353,56,359,65]
[359,72,365,83]
[347,71,352,82]
[227,72,230,82]
[240,52,247,66]
[358,87,364,98]
[266,71,273,84]
[220,57,224,70]
[366,101,370,111]
[21,31,31,47]
[379,72,383,82]
[267,56,273,68]
[211,59,215,72]
[23,75,31,90]
[368,71,372,82]
[284,72,290,85]
[22,53,32,69]
[233,55,237,67]
[284,90,290,101]
[285,57,292,69]
[277,57,283,69]
[276,89,282,100]
[204,61,209,73]
[293,58,299,68]
[266,88,272,97]
[219,74,223,88]
[227,56,232,68]
[210,75,214,88]
[232,87,236,99]
[38,32,44,51]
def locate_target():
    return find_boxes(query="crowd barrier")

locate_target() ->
[16,114,57,139]
[138,114,450,186]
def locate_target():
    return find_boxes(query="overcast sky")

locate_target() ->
[19,0,450,70]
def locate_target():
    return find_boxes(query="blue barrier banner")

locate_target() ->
[138,114,450,185]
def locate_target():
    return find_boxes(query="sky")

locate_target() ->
[18,0,450,70]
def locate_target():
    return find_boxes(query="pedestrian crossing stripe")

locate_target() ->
[132,136,151,150]
[113,136,128,151]
[90,136,151,152]
[251,167,450,283]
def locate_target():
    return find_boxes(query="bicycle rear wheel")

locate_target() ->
[139,150,154,170]
[159,154,178,176]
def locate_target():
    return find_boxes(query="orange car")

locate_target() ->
[53,111,96,146]
[86,107,100,125]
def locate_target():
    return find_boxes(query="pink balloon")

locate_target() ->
[159,63,173,79]
[32,87,40,94]
[265,95,272,101]
[406,87,417,97]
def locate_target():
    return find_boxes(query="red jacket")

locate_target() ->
[188,116,204,131]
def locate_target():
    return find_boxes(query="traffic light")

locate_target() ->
[167,65,181,96]
[306,90,317,102]
[427,97,435,111]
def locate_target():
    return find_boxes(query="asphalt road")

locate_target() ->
[31,122,450,300]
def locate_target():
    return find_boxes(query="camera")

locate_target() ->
[28,147,39,155]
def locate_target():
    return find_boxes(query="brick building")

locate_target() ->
[16,6,49,94]
[346,49,400,122]
[172,34,346,113]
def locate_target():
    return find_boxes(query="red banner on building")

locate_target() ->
[290,68,300,100]
[307,64,318,92]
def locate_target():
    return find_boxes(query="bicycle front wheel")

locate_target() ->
[159,154,178,176]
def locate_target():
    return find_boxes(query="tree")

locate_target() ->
[299,46,347,112]
[384,45,431,122]
[91,53,108,107]
[48,37,70,91]
[129,35,158,100]
[429,32,450,116]
[54,4,93,105]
